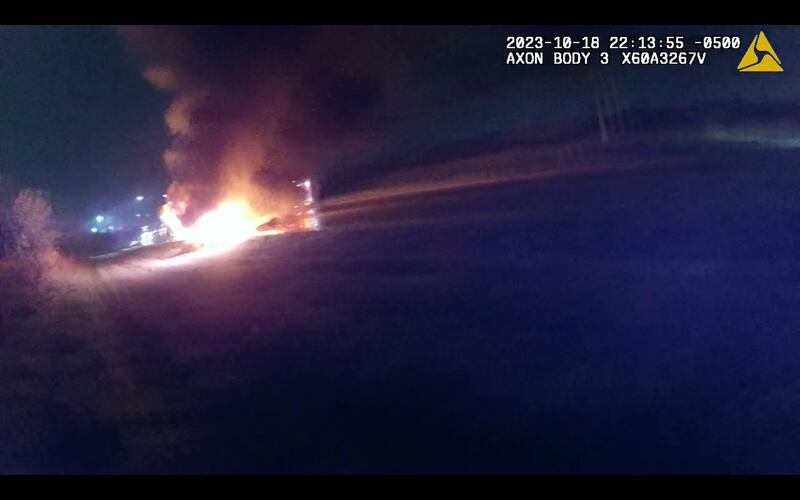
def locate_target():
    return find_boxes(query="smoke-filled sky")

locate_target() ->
[2,25,800,221]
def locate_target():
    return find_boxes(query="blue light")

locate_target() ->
[95,215,104,223]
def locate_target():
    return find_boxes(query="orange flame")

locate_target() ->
[160,199,277,248]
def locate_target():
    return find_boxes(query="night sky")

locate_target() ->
[2,26,800,221]
[0,27,169,218]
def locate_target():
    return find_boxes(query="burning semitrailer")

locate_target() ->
[256,179,321,233]
[137,179,320,253]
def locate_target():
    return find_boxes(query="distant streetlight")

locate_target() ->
[90,227,98,233]
[95,215,104,223]
[136,195,144,201]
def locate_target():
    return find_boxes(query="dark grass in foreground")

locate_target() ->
[3,147,800,472]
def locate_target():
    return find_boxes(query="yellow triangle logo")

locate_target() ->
[738,31,783,72]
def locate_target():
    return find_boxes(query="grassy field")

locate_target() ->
[4,144,800,472]
[0,262,170,473]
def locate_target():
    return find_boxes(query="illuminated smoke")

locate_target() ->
[118,26,386,226]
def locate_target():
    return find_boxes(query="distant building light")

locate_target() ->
[108,226,115,232]
[136,213,141,217]
[90,227,98,233]
[95,215,104,223]
[136,195,144,201]
[162,194,168,198]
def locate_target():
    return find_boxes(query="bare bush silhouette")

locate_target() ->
[0,185,59,280]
